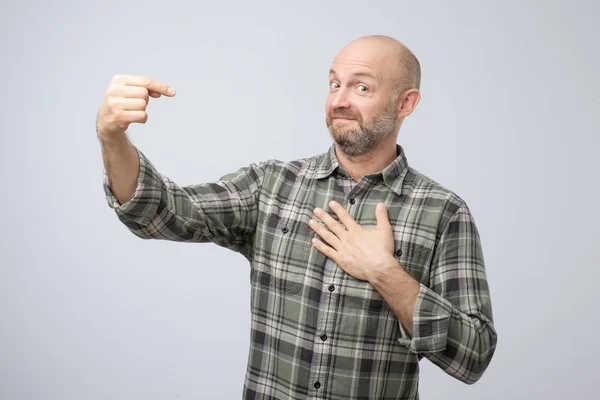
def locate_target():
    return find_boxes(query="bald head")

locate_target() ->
[326,35,422,156]
[335,35,421,95]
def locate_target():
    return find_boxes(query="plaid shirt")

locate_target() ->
[104,143,497,399]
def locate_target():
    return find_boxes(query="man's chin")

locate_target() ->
[330,125,357,137]
[330,131,353,145]
[331,134,358,151]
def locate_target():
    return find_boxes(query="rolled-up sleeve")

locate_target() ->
[397,204,497,384]
[103,147,267,259]
[104,148,164,223]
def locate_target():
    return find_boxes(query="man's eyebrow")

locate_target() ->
[329,69,377,80]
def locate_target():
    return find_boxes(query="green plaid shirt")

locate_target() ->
[104,144,497,399]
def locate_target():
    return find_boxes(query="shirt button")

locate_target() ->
[314,382,321,389]
[349,198,356,204]
[282,227,289,234]
[328,285,335,292]
[395,249,403,257]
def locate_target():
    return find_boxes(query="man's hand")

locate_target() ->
[309,200,396,281]
[96,75,176,142]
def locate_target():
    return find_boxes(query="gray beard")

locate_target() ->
[326,100,398,157]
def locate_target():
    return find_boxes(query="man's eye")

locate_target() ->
[330,82,340,89]
[357,85,368,92]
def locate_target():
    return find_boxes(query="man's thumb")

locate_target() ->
[375,203,390,227]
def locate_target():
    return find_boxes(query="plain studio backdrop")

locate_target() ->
[1,0,598,399]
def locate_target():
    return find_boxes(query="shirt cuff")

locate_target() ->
[397,283,453,353]
[103,148,162,222]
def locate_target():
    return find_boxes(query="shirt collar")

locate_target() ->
[313,143,410,196]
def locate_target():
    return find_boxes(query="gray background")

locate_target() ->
[1,0,598,398]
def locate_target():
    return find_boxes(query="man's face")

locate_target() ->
[325,51,399,157]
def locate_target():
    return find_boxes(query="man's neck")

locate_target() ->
[335,134,399,182]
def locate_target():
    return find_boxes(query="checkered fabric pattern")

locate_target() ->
[104,144,497,399]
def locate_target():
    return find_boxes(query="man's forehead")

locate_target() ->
[329,62,379,79]
[329,56,390,83]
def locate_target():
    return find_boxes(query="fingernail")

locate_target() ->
[168,87,176,95]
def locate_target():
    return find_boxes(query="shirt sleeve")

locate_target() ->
[396,203,497,384]
[103,147,266,260]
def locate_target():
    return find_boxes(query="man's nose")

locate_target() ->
[331,88,351,109]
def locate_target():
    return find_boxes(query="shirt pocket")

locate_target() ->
[252,211,312,295]
[362,240,431,314]
[392,240,431,284]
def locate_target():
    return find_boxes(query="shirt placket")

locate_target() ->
[306,259,339,398]
[307,175,368,398]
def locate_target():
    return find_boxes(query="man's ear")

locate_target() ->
[397,89,421,119]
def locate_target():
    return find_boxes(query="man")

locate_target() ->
[97,35,497,399]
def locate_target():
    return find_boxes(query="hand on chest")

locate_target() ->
[253,197,433,296]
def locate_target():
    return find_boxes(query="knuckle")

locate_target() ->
[106,83,122,97]
[141,76,151,87]
[106,96,116,108]
[112,108,124,120]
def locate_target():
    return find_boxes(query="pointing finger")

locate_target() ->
[114,75,176,96]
